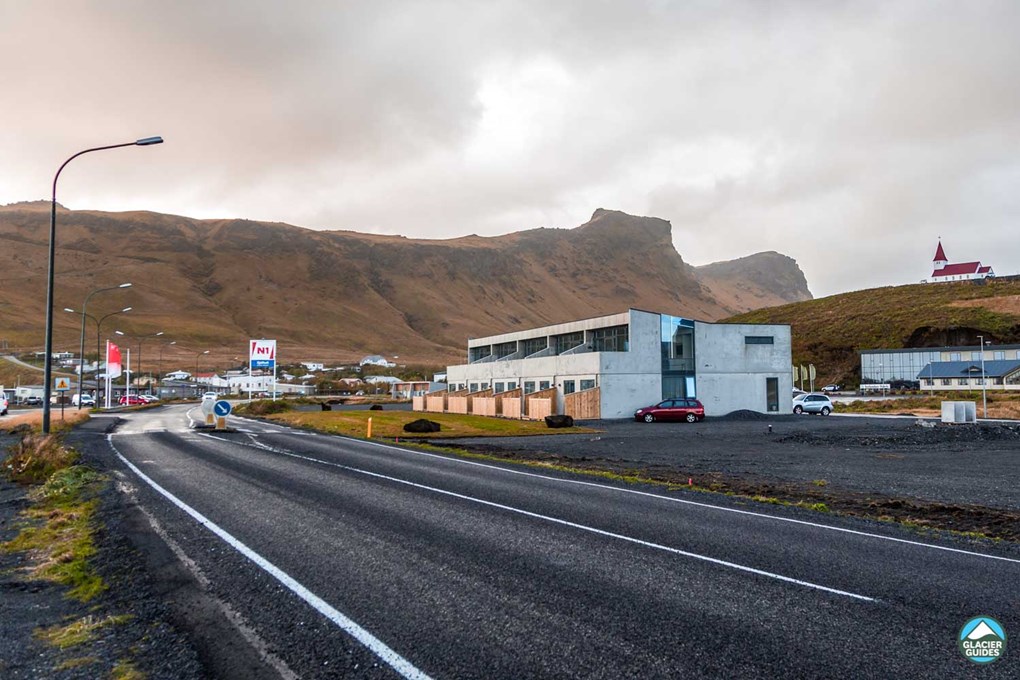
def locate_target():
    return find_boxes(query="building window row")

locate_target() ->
[470,325,631,363]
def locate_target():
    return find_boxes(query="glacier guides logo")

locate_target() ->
[959,616,1006,664]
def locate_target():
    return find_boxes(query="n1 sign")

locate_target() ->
[250,339,277,368]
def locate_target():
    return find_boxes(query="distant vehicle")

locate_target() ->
[71,393,94,407]
[634,398,705,423]
[24,395,44,406]
[821,384,841,392]
[793,393,833,416]
[202,391,219,401]
[118,395,144,406]
[0,394,7,416]
[139,394,160,404]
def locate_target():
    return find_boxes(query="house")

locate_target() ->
[917,359,1020,391]
[360,355,396,368]
[926,241,994,283]
[364,375,401,385]
[164,370,191,381]
[301,362,324,371]
[861,344,1020,386]
[392,381,446,399]
[437,308,792,419]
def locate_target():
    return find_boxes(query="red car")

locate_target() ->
[634,398,705,423]
[118,395,144,406]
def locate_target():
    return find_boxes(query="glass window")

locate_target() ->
[469,346,491,362]
[469,383,478,392]
[506,382,516,391]
[971,352,981,360]
[951,353,961,361]
[521,337,547,357]
[580,379,595,391]
[563,380,576,395]
[493,341,517,359]
[539,381,550,391]
[494,382,504,393]
[941,379,951,386]
[994,351,1005,360]
[523,381,535,394]
[552,332,584,355]
[590,325,629,352]
[745,336,774,345]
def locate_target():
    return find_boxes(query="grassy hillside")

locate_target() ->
[726,278,1020,385]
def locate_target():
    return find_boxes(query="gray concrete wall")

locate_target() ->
[694,322,792,415]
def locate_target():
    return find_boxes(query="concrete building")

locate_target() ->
[441,309,792,419]
[861,344,1020,388]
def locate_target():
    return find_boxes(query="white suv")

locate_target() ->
[793,393,833,416]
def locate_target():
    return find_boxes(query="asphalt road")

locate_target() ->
[93,404,1019,678]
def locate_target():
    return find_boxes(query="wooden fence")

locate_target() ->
[525,387,558,420]
[564,387,600,420]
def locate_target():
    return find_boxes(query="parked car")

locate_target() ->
[139,394,160,404]
[634,398,705,423]
[201,392,219,402]
[793,393,833,415]
[24,395,43,406]
[118,395,144,406]
[0,394,7,416]
[71,393,95,407]
[821,384,841,392]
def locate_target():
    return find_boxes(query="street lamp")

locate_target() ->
[115,330,164,395]
[42,136,163,433]
[64,305,132,407]
[978,335,987,419]
[195,350,209,394]
[71,283,131,409]
[157,340,177,394]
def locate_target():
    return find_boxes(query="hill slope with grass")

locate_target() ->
[0,203,810,365]
[725,279,1020,385]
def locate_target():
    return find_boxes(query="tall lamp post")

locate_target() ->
[71,283,131,409]
[42,136,163,433]
[157,340,177,395]
[64,306,132,407]
[195,350,209,396]
[978,335,987,419]
[116,330,164,395]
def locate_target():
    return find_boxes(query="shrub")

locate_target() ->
[234,399,293,416]
[4,434,79,485]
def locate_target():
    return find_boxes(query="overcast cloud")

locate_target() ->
[2,1,1018,297]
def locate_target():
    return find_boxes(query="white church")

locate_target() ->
[925,241,994,283]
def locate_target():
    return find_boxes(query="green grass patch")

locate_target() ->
[3,433,79,484]
[35,614,133,649]
[261,410,597,439]
[112,658,145,680]
[2,435,108,602]
[233,399,294,416]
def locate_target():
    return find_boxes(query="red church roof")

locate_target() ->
[933,241,947,262]
[932,262,983,277]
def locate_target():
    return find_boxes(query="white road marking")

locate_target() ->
[226,433,876,602]
[107,435,434,680]
[328,433,1020,566]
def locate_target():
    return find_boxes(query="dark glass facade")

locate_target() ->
[661,315,696,399]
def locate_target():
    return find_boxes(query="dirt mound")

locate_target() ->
[712,410,775,421]
[778,423,1020,447]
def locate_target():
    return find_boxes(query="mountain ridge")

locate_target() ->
[0,203,811,365]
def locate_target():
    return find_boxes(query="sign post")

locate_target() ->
[213,400,232,430]
[54,377,70,420]
[250,339,277,400]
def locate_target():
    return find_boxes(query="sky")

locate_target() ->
[1,1,1018,298]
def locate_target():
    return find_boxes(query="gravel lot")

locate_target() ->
[442,411,1020,517]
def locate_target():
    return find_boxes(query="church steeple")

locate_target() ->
[933,240,948,269]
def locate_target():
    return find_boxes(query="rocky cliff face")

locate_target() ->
[0,204,811,363]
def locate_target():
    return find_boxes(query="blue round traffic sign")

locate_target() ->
[213,400,232,417]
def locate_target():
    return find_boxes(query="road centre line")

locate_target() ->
[300,429,1020,566]
[219,432,876,602]
[106,434,434,680]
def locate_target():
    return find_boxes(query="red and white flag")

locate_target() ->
[107,341,122,379]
